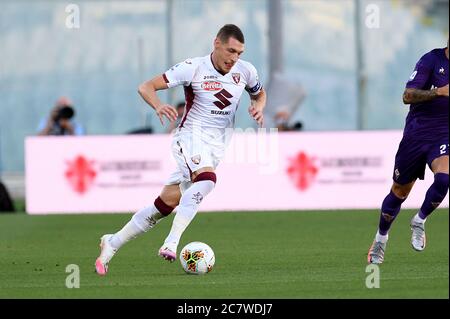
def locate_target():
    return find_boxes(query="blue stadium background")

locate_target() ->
[0,0,448,173]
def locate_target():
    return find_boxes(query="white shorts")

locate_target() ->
[165,130,225,188]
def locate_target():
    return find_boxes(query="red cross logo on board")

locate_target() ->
[286,151,319,191]
[65,155,97,194]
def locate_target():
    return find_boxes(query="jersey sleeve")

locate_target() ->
[163,59,196,88]
[245,63,263,95]
[405,52,434,90]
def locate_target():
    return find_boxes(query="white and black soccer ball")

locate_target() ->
[179,242,215,275]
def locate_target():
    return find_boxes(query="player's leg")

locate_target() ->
[378,181,415,237]
[110,185,181,248]
[95,185,181,275]
[158,131,220,261]
[368,181,415,264]
[368,136,424,264]
[411,151,449,251]
[159,167,216,261]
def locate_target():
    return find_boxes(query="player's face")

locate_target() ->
[214,37,244,73]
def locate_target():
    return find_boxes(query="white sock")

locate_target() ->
[110,204,165,249]
[413,212,427,224]
[163,180,215,250]
[375,231,389,243]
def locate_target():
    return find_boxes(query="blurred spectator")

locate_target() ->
[166,102,185,133]
[37,97,85,136]
[127,126,153,134]
[0,180,15,212]
[127,102,184,135]
[264,72,306,131]
[274,110,290,131]
[274,110,303,132]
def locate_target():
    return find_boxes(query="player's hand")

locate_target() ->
[249,105,264,127]
[155,104,178,125]
[437,84,449,97]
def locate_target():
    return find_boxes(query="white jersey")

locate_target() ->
[163,54,262,145]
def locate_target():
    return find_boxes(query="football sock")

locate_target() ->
[375,231,389,244]
[110,197,174,249]
[413,213,427,224]
[377,190,406,236]
[163,173,216,250]
[418,173,449,220]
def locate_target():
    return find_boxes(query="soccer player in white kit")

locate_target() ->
[95,24,266,275]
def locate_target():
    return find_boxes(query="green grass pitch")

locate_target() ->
[0,209,448,298]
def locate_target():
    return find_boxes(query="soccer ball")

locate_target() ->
[179,242,215,275]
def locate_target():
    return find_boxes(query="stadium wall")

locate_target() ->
[25,131,449,214]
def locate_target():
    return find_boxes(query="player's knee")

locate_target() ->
[193,172,217,185]
[191,172,216,197]
[434,173,449,197]
[391,184,411,199]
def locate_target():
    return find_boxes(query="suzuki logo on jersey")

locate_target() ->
[211,110,231,115]
[232,73,240,84]
[201,81,223,91]
[213,89,233,109]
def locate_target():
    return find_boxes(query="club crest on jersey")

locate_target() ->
[439,67,445,75]
[232,73,240,84]
[201,81,222,91]
[191,155,201,165]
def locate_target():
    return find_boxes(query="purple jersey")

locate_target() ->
[392,48,449,184]
[404,48,449,139]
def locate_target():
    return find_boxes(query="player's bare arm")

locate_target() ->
[248,88,266,127]
[138,75,178,125]
[403,84,449,104]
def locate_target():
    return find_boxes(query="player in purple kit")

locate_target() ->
[368,41,449,264]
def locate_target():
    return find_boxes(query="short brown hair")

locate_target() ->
[217,24,245,44]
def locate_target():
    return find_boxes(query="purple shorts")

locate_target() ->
[393,136,449,185]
